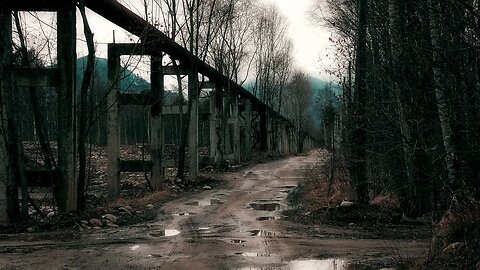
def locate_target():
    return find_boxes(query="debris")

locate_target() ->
[203,185,212,190]
[89,218,103,227]
[102,214,118,223]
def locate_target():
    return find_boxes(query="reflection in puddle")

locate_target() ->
[150,229,180,237]
[238,258,351,270]
[185,199,223,206]
[289,259,348,270]
[249,203,286,211]
[231,239,247,243]
[172,212,193,216]
[249,230,277,237]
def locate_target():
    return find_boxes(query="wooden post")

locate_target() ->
[107,45,121,199]
[209,90,218,163]
[188,65,199,181]
[150,55,164,190]
[244,98,252,160]
[232,94,240,163]
[57,0,77,211]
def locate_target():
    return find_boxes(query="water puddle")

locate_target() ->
[235,252,271,257]
[278,185,297,189]
[238,258,354,270]
[172,212,194,216]
[185,198,223,206]
[150,229,180,237]
[249,202,286,211]
[249,230,277,237]
[231,239,247,243]
[256,216,280,221]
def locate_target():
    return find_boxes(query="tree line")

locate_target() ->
[317,0,480,216]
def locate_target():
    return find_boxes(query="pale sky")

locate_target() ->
[263,0,334,79]
[25,0,334,81]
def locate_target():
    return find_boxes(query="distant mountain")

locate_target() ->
[76,56,178,104]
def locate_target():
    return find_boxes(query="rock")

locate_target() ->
[89,218,103,227]
[80,220,89,225]
[349,223,355,226]
[92,226,102,230]
[27,227,35,232]
[118,207,132,215]
[47,211,55,218]
[175,178,182,183]
[443,242,465,253]
[102,214,118,223]
[146,204,155,210]
[203,185,212,190]
[124,205,132,211]
[105,221,119,228]
[339,201,354,208]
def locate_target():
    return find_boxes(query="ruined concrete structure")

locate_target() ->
[0,0,314,223]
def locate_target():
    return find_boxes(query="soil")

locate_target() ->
[0,150,430,270]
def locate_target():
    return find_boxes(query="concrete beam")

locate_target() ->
[163,65,187,76]
[209,91,218,164]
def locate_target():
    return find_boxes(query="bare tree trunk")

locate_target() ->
[427,0,461,190]
[77,0,95,210]
[350,0,369,204]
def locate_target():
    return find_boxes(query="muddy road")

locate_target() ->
[0,152,428,269]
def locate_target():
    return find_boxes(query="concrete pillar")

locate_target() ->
[259,107,267,152]
[232,94,240,163]
[57,0,77,211]
[209,90,219,164]
[188,65,199,181]
[244,98,252,160]
[150,55,164,190]
[107,46,120,199]
[281,122,289,155]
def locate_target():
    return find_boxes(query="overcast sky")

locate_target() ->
[70,0,334,80]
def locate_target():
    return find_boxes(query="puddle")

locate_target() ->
[235,252,271,257]
[249,202,286,211]
[278,185,297,189]
[150,229,180,237]
[185,199,223,206]
[172,212,194,216]
[238,258,353,270]
[231,239,247,243]
[255,199,282,202]
[249,230,277,237]
[288,259,348,270]
[256,216,280,221]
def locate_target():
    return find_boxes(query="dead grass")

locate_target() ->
[418,196,480,270]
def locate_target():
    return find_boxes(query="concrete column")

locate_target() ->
[188,65,199,181]
[244,98,252,160]
[232,94,240,163]
[57,0,77,211]
[107,46,121,199]
[281,123,289,155]
[209,90,219,163]
[150,55,164,190]
[259,107,267,152]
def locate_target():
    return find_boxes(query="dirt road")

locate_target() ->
[0,152,428,269]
